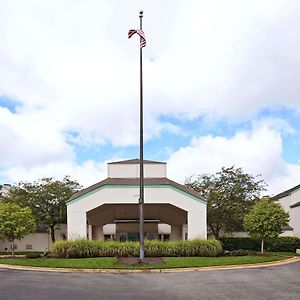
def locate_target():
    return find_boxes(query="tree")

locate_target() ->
[244,198,289,253]
[0,203,36,255]
[0,176,81,243]
[185,166,266,239]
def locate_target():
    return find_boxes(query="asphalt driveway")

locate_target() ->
[1,261,300,300]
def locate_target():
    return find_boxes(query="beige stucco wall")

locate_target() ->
[220,231,249,238]
[0,224,67,252]
[108,163,166,178]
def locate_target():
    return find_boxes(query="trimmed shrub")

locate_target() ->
[220,237,300,252]
[265,237,300,252]
[26,252,41,259]
[219,237,260,251]
[52,239,223,258]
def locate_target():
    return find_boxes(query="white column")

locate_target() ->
[67,208,87,240]
[93,226,104,241]
[188,209,207,240]
[182,224,187,240]
[170,225,182,241]
[88,225,93,240]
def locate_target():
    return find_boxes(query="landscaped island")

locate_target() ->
[0,239,298,270]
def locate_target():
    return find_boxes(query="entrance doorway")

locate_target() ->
[128,232,139,241]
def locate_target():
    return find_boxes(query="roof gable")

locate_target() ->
[273,183,300,200]
[68,177,206,205]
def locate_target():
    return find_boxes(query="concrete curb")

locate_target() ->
[0,256,299,274]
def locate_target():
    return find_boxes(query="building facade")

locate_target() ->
[67,159,207,241]
[0,225,67,252]
[274,184,300,238]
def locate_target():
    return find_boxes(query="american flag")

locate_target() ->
[128,29,146,48]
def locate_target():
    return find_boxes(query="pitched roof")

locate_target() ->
[273,183,300,200]
[108,159,166,165]
[69,177,206,202]
[290,201,300,208]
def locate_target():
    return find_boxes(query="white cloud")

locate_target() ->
[167,123,300,195]
[0,107,73,167]
[1,1,300,131]
[3,159,107,187]
[0,0,300,191]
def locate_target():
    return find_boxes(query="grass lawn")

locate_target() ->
[0,253,296,269]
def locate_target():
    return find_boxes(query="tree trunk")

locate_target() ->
[10,240,14,256]
[209,224,220,239]
[261,238,264,254]
[50,225,56,243]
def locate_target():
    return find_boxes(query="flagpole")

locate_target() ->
[138,10,145,263]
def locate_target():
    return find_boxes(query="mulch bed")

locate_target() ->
[117,257,165,266]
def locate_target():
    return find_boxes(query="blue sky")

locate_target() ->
[0,0,300,194]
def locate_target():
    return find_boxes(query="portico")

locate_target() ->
[67,159,207,241]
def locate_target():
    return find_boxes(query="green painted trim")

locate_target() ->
[67,184,206,206]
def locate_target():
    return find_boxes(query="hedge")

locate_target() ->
[219,237,300,252]
[25,252,42,259]
[52,239,223,258]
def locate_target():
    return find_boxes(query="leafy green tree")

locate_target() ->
[0,203,36,255]
[244,198,289,253]
[0,176,81,243]
[185,166,266,239]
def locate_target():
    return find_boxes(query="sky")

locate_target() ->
[0,0,300,195]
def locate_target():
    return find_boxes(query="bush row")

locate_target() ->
[219,237,300,252]
[52,239,223,258]
[26,252,42,259]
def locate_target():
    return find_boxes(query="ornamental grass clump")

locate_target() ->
[144,240,176,257]
[98,241,118,257]
[114,241,139,257]
[52,239,223,258]
[52,240,73,258]
[66,239,99,258]
[173,239,222,257]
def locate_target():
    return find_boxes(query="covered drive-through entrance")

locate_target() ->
[67,159,207,241]
[87,203,188,241]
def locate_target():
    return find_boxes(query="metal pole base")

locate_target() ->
[137,258,144,264]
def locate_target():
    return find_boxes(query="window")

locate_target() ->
[128,232,139,241]
[26,244,33,250]
[145,232,156,240]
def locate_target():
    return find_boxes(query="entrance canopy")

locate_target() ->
[67,159,207,240]
[87,203,187,226]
